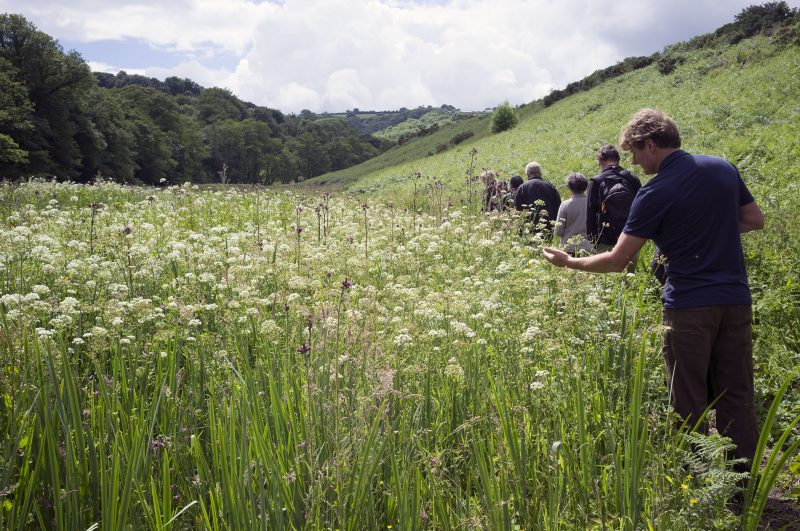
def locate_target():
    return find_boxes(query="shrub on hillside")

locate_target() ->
[491,102,518,133]
[658,55,685,75]
[451,131,474,145]
[435,143,449,154]
[774,19,800,46]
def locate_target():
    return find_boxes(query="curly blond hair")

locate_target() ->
[619,108,681,150]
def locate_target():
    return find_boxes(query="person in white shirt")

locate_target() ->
[555,172,592,255]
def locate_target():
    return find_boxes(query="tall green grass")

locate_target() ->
[1,31,799,531]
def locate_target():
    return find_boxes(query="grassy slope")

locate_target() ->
[305,36,799,204]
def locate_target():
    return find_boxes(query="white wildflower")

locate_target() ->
[521,325,542,342]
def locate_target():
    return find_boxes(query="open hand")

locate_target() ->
[542,247,570,267]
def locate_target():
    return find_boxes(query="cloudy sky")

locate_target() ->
[3,0,797,113]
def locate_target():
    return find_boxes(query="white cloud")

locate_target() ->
[9,0,274,54]
[3,0,794,112]
[146,59,236,89]
[87,60,145,75]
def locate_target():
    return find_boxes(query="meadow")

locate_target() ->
[0,177,797,530]
[2,23,800,531]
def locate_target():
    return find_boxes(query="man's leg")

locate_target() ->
[662,307,720,432]
[709,304,757,463]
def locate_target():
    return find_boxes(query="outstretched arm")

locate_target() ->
[543,232,647,273]
[739,201,764,233]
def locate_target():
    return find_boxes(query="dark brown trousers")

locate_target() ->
[661,304,757,463]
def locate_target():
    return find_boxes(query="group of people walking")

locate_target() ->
[487,108,765,478]
[481,142,641,266]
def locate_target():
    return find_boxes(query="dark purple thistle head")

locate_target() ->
[341,278,353,289]
[296,343,311,355]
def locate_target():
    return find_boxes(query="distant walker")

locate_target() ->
[514,161,561,239]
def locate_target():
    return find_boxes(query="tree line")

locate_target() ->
[0,14,392,185]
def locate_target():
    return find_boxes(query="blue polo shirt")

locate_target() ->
[623,150,754,309]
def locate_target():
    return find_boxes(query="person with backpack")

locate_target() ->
[587,144,642,267]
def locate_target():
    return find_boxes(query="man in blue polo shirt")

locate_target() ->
[542,108,764,466]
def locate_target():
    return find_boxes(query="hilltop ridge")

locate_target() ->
[303,2,800,191]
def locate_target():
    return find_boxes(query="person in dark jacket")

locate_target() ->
[587,144,642,251]
[501,174,525,211]
[514,161,561,240]
[587,144,642,271]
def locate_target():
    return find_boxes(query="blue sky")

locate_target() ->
[2,0,797,113]
[59,37,242,70]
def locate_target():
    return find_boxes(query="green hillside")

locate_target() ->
[306,34,799,202]
[322,105,481,138]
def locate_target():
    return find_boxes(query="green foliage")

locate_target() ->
[312,33,800,451]
[372,108,476,142]
[196,87,246,123]
[1,6,799,530]
[2,178,796,528]
[657,54,685,75]
[722,1,796,43]
[335,104,473,137]
[0,134,27,165]
[544,4,799,106]
[0,14,97,179]
[0,15,388,184]
[491,101,518,133]
[301,115,490,189]
[544,55,655,106]
[0,58,33,170]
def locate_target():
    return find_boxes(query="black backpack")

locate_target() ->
[599,172,638,240]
